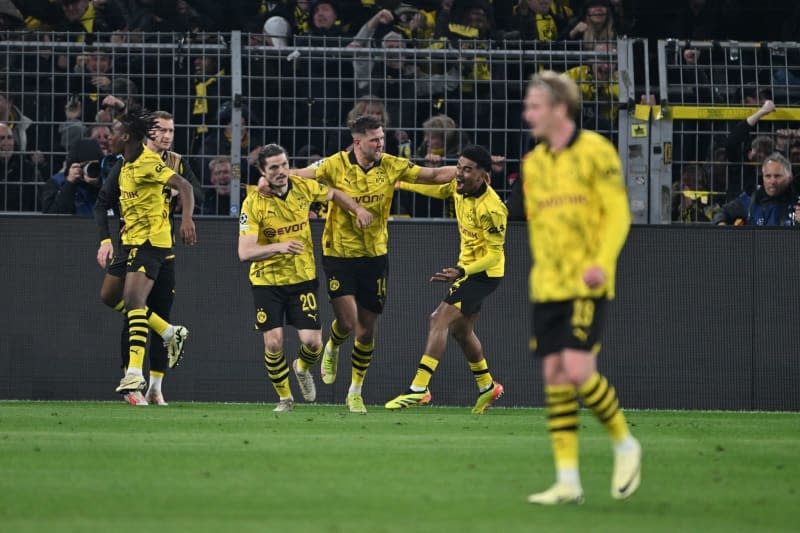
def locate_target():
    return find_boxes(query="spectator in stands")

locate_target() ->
[195,102,262,187]
[304,0,345,37]
[352,26,459,125]
[203,156,236,215]
[790,141,800,177]
[41,137,105,215]
[15,0,126,38]
[608,0,635,36]
[0,85,34,153]
[0,2,24,30]
[183,44,230,155]
[417,113,469,165]
[724,99,776,196]
[0,122,39,211]
[668,0,718,40]
[511,0,566,42]
[125,0,193,32]
[565,42,619,134]
[567,0,616,43]
[672,165,719,223]
[712,153,797,226]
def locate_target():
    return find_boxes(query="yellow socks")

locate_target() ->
[579,372,630,444]
[410,354,439,390]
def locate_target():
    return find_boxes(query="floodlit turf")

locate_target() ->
[0,402,797,533]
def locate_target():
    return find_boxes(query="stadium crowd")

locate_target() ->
[0,0,796,219]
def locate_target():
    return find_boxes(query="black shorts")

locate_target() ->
[443,272,501,316]
[322,255,388,314]
[107,253,127,278]
[531,298,607,357]
[252,279,321,332]
[124,242,174,281]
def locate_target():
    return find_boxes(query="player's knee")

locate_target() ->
[264,339,283,354]
[99,288,117,308]
[304,339,322,353]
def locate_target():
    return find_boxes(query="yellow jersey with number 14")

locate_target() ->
[312,151,421,258]
[522,129,630,302]
[119,145,176,248]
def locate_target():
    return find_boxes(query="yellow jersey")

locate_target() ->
[312,151,422,257]
[119,145,176,247]
[522,129,630,302]
[239,176,330,286]
[399,180,507,278]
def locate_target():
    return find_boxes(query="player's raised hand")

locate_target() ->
[355,206,373,228]
[96,241,114,268]
[430,267,461,282]
[180,218,197,246]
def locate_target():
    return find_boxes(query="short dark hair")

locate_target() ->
[257,143,288,169]
[153,110,173,120]
[460,144,492,173]
[349,115,383,135]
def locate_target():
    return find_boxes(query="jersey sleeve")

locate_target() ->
[311,154,337,183]
[398,180,453,199]
[302,177,331,203]
[141,155,176,185]
[463,200,507,276]
[396,157,422,183]
[592,140,631,272]
[239,194,260,236]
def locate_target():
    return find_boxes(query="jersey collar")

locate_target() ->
[543,127,581,156]
[348,150,380,172]
[275,178,293,200]
[460,182,488,198]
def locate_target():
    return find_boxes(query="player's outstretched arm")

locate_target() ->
[328,188,373,228]
[166,174,197,245]
[416,164,457,185]
[238,235,303,261]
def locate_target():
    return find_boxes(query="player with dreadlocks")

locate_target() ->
[108,108,197,400]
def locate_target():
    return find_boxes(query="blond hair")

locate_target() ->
[527,70,581,119]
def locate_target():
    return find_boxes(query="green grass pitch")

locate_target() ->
[1,402,797,532]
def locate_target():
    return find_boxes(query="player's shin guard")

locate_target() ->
[578,372,630,444]
[350,339,374,390]
[546,384,580,478]
[264,350,291,399]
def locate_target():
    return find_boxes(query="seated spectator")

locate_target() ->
[712,153,797,226]
[295,145,323,168]
[41,137,104,215]
[724,99,776,196]
[671,165,720,223]
[16,0,126,38]
[567,0,616,43]
[0,123,40,212]
[609,0,635,36]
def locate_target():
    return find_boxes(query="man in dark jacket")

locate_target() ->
[41,137,111,215]
[713,153,798,226]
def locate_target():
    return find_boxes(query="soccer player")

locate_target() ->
[95,110,203,405]
[384,145,507,413]
[239,144,372,412]
[522,70,641,504]
[109,109,197,400]
[262,115,457,413]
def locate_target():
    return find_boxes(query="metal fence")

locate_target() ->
[0,31,627,217]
